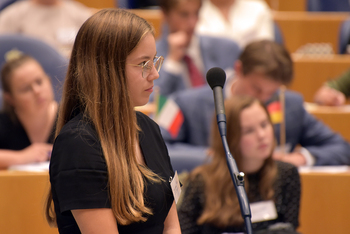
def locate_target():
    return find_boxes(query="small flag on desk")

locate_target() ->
[154,95,184,138]
[267,100,283,124]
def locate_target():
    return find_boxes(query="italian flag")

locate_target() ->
[155,95,184,138]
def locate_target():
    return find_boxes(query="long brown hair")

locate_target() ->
[46,8,161,226]
[192,96,277,227]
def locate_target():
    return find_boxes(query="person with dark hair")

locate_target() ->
[162,40,350,167]
[155,0,240,97]
[45,8,181,234]
[179,95,300,233]
[0,53,56,169]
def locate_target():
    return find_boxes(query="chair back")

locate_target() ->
[0,34,68,109]
[274,21,284,45]
[339,18,350,54]
[308,0,350,11]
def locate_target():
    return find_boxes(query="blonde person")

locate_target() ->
[45,9,181,234]
[0,54,57,169]
[178,96,300,233]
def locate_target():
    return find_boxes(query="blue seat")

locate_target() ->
[116,0,159,9]
[0,34,68,108]
[167,145,209,174]
[308,0,350,11]
[274,21,284,45]
[338,18,350,54]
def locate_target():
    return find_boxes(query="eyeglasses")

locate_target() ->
[128,56,164,78]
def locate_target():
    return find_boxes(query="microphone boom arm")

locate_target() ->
[212,86,253,234]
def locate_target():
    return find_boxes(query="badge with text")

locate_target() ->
[250,200,278,223]
[170,171,181,204]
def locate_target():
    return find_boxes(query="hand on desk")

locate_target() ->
[19,143,53,164]
[273,151,306,167]
[314,85,346,106]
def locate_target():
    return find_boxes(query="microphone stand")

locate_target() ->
[216,102,253,234]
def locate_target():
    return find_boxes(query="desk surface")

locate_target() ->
[273,11,349,53]
[265,0,306,11]
[0,171,58,234]
[1,169,350,234]
[298,169,350,234]
[291,54,350,103]
[126,9,350,54]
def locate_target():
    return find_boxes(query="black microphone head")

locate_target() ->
[206,67,226,89]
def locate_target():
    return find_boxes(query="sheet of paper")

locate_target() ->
[298,165,349,173]
[8,161,50,172]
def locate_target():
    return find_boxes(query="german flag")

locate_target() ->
[266,89,285,125]
[267,100,283,124]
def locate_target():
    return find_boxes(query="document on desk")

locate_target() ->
[8,161,50,172]
[298,165,349,173]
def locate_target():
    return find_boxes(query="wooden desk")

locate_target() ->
[1,168,350,233]
[298,169,350,234]
[116,10,350,55]
[265,0,306,11]
[273,11,349,53]
[75,0,115,9]
[0,171,58,234]
[290,54,350,102]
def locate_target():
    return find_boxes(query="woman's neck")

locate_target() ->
[240,157,264,174]
[16,101,57,143]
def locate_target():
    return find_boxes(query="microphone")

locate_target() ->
[206,67,253,234]
[206,67,226,137]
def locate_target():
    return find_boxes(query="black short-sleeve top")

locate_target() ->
[49,111,175,234]
[0,112,55,150]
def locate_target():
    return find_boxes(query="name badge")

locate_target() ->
[250,200,278,223]
[170,171,181,204]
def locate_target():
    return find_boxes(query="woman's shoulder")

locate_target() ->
[136,111,159,131]
[275,161,300,180]
[51,113,104,172]
[55,112,100,152]
[0,112,18,129]
[59,112,95,135]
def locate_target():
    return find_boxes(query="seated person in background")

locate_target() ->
[0,0,92,57]
[0,53,57,169]
[162,40,350,166]
[178,96,300,234]
[155,0,240,97]
[196,0,274,49]
[314,68,350,106]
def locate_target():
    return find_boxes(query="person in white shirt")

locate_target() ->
[196,0,274,48]
[0,0,92,57]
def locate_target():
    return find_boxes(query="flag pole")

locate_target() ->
[279,85,286,157]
